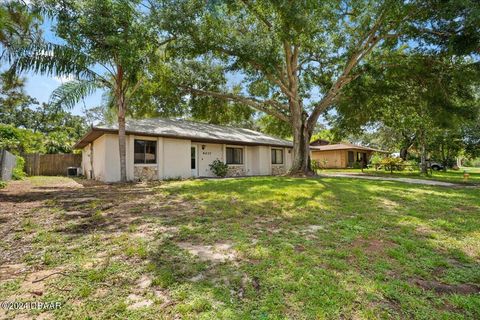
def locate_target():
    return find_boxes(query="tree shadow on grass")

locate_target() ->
[2,176,479,318]
[146,177,480,318]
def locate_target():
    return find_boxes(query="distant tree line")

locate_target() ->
[0,72,87,155]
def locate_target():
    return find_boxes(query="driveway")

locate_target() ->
[317,172,460,187]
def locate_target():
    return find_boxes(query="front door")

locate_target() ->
[347,151,354,167]
[191,145,198,177]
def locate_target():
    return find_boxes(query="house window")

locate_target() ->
[134,139,157,164]
[226,147,243,164]
[271,148,283,164]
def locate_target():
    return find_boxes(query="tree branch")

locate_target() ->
[307,8,394,129]
[124,77,144,105]
[239,0,272,30]
[212,44,294,99]
[182,86,290,122]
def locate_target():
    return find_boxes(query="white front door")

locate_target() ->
[191,145,198,177]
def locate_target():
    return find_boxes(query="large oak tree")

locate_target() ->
[154,0,426,174]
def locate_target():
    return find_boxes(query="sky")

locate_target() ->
[23,72,104,115]
[18,12,328,123]
[16,17,105,116]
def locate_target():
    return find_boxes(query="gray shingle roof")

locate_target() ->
[75,118,293,149]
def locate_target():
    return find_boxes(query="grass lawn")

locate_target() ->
[1,176,479,319]
[319,167,480,185]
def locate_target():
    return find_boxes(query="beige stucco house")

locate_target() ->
[74,118,293,182]
[310,143,386,168]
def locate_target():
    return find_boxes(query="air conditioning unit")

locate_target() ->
[67,167,81,177]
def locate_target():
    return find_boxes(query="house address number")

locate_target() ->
[202,152,212,155]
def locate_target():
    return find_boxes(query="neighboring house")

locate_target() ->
[309,138,330,146]
[74,118,293,182]
[310,143,386,168]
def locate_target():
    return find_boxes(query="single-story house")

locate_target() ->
[310,143,386,168]
[74,118,293,182]
[309,138,330,146]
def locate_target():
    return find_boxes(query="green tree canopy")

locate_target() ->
[0,71,87,154]
[0,0,42,66]
[13,0,172,181]
[331,52,479,171]
[152,0,452,174]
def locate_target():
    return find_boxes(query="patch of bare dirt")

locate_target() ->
[135,274,152,289]
[379,198,399,210]
[0,263,28,281]
[414,225,437,238]
[346,238,398,267]
[18,268,66,298]
[0,266,68,302]
[287,171,317,178]
[177,241,237,262]
[124,273,174,310]
[453,205,479,213]
[126,293,153,310]
[305,225,326,232]
[350,238,396,256]
[0,178,165,285]
[413,279,480,295]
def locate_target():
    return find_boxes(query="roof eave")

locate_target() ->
[310,146,390,153]
[73,127,293,149]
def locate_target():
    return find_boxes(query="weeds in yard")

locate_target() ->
[0,176,479,319]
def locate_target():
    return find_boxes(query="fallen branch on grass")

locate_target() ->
[32,271,69,283]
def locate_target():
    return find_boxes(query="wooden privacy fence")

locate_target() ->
[23,153,82,176]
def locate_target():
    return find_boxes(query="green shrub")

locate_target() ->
[352,161,362,169]
[12,156,26,180]
[0,181,6,189]
[463,158,480,167]
[209,160,228,177]
[380,157,404,172]
[404,160,419,171]
[0,124,45,154]
[370,153,383,166]
[310,160,321,171]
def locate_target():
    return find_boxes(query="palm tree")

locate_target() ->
[13,0,169,182]
[1,1,42,70]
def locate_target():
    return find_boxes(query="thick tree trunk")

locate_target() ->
[456,157,462,168]
[419,131,428,175]
[441,142,448,172]
[290,116,313,175]
[420,145,427,174]
[399,148,409,161]
[399,133,416,160]
[118,103,127,182]
[116,64,127,182]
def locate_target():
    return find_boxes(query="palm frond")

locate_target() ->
[11,42,103,82]
[100,90,119,123]
[49,79,101,110]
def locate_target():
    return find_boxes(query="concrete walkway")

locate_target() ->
[317,172,459,187]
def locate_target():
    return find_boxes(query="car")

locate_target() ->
[427,161,444,171]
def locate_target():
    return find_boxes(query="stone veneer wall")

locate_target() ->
[226,166,246,177]
[271,165,286,175]
[134,166,158,181]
